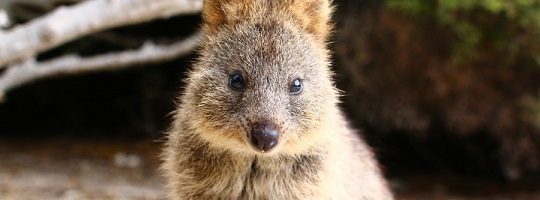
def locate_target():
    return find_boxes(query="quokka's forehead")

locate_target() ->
[206,22,320,71]
[235,23,311,52]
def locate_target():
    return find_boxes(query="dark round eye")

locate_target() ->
[290,78,303,95]
[229,72,245,90]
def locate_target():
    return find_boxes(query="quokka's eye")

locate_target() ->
[290,78,303,95]
[229,71,245,90]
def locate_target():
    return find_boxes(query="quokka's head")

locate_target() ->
[181,0,338,155]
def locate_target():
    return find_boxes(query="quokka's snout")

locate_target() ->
[247,121,280,152]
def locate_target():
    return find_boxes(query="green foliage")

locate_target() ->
[387,0,540,65]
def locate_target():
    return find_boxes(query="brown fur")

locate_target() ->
[162,0,393,199]
[202,0,332,43]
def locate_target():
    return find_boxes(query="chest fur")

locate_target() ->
[177,146,325,199]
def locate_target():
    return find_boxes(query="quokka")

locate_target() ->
[162,0,394,199]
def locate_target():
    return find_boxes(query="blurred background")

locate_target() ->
[1,0,539,199]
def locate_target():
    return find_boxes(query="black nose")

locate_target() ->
[249,123,279,152]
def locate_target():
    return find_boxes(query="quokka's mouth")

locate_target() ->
[249,137,278,153]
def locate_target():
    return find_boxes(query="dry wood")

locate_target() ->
[0,33,201,101]
[0,0,202,67]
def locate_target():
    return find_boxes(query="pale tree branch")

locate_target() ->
[0,33,201,102]
[0,0,203,68]
[0,9,10,29]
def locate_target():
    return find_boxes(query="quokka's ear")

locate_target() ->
[201,0,228,32]
[202,0,333,41]
[202,0,254,34]
[286,0,334,42]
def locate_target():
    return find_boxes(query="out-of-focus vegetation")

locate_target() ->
[334,0,540,180]
[387,0,540,65]
[384,0,540,162]
[383,0,540,139]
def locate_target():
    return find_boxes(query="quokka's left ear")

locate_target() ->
[286,0,334,43]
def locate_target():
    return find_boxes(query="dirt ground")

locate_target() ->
[0,138,164,200]
[0,137,539,200]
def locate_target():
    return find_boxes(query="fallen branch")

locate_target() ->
[0,33,201,102]
[0,0,202,67]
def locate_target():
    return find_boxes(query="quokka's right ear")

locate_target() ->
[202,0,255,34]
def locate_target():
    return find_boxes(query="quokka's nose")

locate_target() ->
[249,123,279,152]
